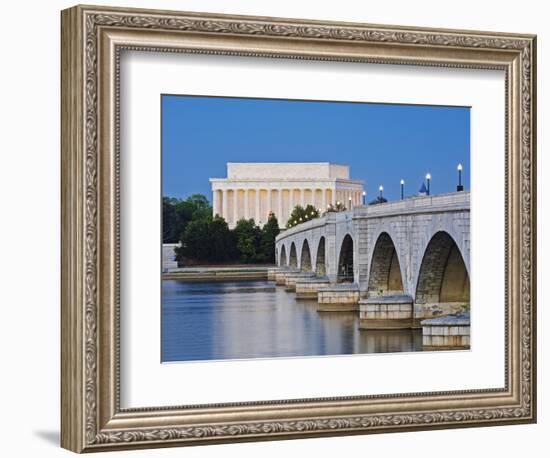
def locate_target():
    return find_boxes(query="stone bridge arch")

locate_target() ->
[414,230,470,306]
[279,244,287,267]
[367,232,405,296]
[315,236,326,276]
[337,234,354,283]
[289,242,298,268]
[300,239,312,271]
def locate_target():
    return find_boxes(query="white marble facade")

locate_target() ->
[210,163,364,228]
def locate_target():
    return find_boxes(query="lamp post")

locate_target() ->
[425,173,431,196]
[348,196,352,210]
[457,163,464,191]
[362,190,366,205]
[379,185,384,199]
[400,179,405,200]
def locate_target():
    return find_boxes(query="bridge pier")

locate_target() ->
[267,267,284,281]
[413,302,470,327]
[318,284,360,312]
[284,272,317,291]
[295,277,331,299]
[421,313,470,350]
[359,295,414,330]
[274,268,300,286]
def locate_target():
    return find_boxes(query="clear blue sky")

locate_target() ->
[162,95,470,202]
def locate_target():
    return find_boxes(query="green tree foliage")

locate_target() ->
[162,198,178,242]
[162,195,213,243]
[286,204,320,228]
[176,218,211,262]
[368,196,388,205]
[176,215,237,264]
[233,218,262,263]
[325,201,347,213]
[259,212,280,263]
[165,194,281,265]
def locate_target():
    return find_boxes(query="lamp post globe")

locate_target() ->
[457,163,464,191]
[425,173,431,196]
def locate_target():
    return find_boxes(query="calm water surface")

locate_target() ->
[162,279,422,362]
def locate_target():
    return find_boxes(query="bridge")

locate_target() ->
[274,191,470,329]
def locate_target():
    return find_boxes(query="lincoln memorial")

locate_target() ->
[210,163,364,228]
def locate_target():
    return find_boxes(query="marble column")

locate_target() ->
[233,189,238,224]
[278,189,283,223]
[300,188,305,207]
[268,189,273,218]
[212,189,220,217]
[221,189,228,220]
[322,188,327,211]
[255,189,261,224]
[244,189,249,219]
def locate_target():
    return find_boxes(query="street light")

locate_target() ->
[425,173,431,196]
[348,195,352,209]
[362,190,366,205]
[457,163,464,192]
[379,185,384,198]
[400,179,405,200]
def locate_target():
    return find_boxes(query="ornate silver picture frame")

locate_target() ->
[61,4,536,453]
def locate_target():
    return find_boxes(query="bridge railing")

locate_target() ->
[353,191,470,218]
[276,191,470,243]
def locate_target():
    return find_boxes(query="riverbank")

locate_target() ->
[162,265,273,281]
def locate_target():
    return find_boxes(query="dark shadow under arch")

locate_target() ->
[368,232,404,295]
[337,234,354,283]
[415,231,470,304]
[316,237,326,276]
[279,245,287,267]
[300,240,312,271]
[289,242,298,268]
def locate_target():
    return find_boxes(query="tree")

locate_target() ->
[325,201,347,213]
[185,194,211,219]
[259,212,280,263]
[176,215,236,265]
[369,196,388,205]
[286,204,320,228]
[162,194,213,243]
[234,218,261,263]
[176,217,211,263]
[162,197,178,243]
[208,215,237,262]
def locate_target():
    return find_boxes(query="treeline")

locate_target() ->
[163,195,280,265]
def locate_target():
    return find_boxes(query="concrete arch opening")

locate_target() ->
[337,234,354,283]
[289,242,298,268]
[300,240,312,271]
[368,232,404,296]
[279,245,287,267]
[316,237,326,276]
[415,231,470,305]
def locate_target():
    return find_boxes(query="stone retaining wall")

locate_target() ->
[317,285,359,312]
[421,314,470,350]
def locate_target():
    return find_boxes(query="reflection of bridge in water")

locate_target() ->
[274,192,470,336]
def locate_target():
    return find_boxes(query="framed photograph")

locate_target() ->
[61,4,537,453]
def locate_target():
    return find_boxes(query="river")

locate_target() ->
[162,279,422,362]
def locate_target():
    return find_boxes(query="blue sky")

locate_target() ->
[162,95,470,202]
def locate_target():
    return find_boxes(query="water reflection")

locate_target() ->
[161,280,422,362]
